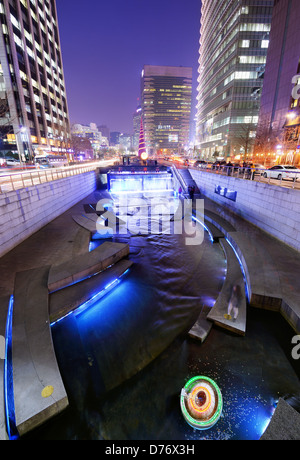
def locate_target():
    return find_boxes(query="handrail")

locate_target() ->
[0,164,97,194]
[171,165,189,191]
[189,164,300,190]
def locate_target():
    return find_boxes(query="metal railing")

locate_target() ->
[188,164,300,190]
[0,164,97,194]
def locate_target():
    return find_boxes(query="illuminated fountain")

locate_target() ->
[180,376,223,430]
[107,116,174,195]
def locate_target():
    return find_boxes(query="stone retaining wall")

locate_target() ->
[0,171,96,257]
[189,169,300,252]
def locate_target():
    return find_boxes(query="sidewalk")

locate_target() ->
[203,195,300,333]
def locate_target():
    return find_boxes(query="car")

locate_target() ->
[5,157,21,166]
[263,165,300,181]
[194,160,207,168]
[253,163,266,173]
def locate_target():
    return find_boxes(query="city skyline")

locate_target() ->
[56,0,201,134]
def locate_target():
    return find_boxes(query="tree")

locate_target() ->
[254,116,282,165]
[230,123,259,161]
[71,135,93,160]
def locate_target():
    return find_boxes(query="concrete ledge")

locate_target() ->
[188,305,213,342]
[12,267,69,437]
[260,398,300,440]
[72,213,109,239]
[207,239,247,336]
[195,205,300,334]
[48,241,130,292]
[49,259,133,324]
[226,232,282,310]
[0,296,9,440]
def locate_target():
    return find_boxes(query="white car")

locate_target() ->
[263,165,300,181]
[5,157,21,166]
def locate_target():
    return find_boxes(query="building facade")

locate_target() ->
[196,0,274,161]
[141,65,192,156]
[132,104,142,150]
[255,0,300,165]
[0,0,70,162]
[71,122,103,158]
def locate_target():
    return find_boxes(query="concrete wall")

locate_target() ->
[0,171,96,258]
[189,169,300,252]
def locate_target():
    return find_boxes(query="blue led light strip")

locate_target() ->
[192,215,214,243]
[50,268,131,326]
[4,296,19,440]
[225,238,250,303]
[109,189,174,194]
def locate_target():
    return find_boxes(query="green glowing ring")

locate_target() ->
[180,376,223,430]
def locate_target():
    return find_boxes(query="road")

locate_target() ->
[162,160,300,191]
[0,160,115,193]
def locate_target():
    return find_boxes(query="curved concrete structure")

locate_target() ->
[48,241,129,292]
[193,203,300,334]
[260,398,300,440]
[4,239,132,438]
[49,259,133,324]
[207,238,247,336]
[0,296,9,440]
[12,267,68,437]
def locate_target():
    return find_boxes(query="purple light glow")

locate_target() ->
[56,0,201,132]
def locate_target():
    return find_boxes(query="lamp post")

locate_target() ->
[15,126,29,167]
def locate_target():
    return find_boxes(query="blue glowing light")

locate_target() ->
[110,189,174,195]
[4,296,19,440]
[192,216,214,243]
[225,237,250,302]
[50,268,130,327]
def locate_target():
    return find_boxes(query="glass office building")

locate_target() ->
[0,0,70,162]
[255,0,300,165]
[141,65,192,156]
[196,0,274,161]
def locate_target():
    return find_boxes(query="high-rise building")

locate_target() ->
[110,131,120,146]
[196,0,274,161]
[132,104,142,150]
[0,0,70,162]
[255,0,300,165]
[141,65,192,156]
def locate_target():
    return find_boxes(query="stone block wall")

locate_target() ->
[0,171,96,257]
[189,169,300,252]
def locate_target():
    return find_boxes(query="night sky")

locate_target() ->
[56,0,201,134]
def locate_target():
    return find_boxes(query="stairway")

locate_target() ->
[175,167,201,198]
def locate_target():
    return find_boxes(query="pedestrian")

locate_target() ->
[191,185,195,200]
[178,186,182,196]
[225,284,242,322]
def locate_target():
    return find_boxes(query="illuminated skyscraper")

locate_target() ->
[0,0,70,162]
[255,0,300,164]
[196,0,274,160]
[141,65,192,155]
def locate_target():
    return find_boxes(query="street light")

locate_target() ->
[15,126,29,167]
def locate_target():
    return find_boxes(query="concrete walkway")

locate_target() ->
[198,196,300,334]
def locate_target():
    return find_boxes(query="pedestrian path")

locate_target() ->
[201,197,300,334]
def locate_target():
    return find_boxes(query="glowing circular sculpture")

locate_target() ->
[180,376,223,430]
[141,152,148,161]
